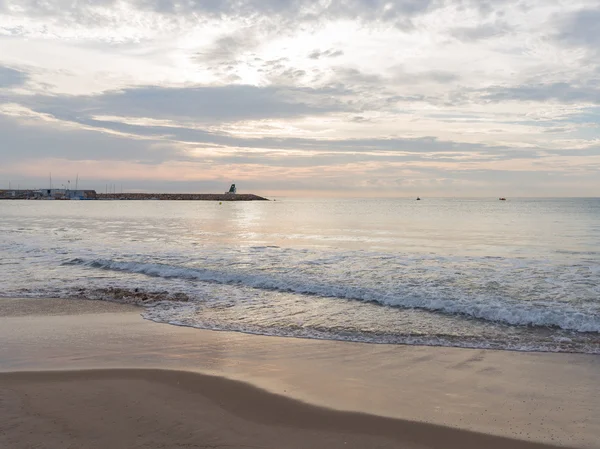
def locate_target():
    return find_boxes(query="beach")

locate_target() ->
[4,0,600,444]
[1,298,598,449]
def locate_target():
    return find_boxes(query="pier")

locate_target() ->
[96,193,269,201]
[0,188,269,201]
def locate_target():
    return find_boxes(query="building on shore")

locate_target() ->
[38,189,97,200]
[0,189,40,200]
[0,189,97,200]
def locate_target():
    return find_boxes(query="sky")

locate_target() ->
[0,0,599,197]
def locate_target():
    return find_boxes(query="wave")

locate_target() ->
[65,257,600,333]
[141,313,600,354]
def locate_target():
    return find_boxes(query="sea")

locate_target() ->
[1,198,599,354]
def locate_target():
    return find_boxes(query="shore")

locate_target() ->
[1,298,598,448]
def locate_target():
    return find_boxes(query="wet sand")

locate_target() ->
[1,298,599,448]
[1,369,570,449]
[0,296,136,316]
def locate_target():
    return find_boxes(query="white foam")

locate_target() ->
[68,257,600,333]
[141,310,600,355]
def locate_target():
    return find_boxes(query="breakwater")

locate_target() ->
[96,193,269,201]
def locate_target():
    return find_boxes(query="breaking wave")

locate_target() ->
[66,257,600,333]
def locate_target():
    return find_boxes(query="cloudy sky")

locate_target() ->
[1,0,599,196]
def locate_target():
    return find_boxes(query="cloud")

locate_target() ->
[1,0,600,196]
[4,105,533,160]
[2,102,597,196]
[480,83,600,104]
[1,94,542,163]
[308,49,344,60]
[0,112,179,164]
[195,30,259,64]
[0,0,442,29]
[266,68,309,84]
[557,8,600,48]
[0,66,28,88]
[0,0,120,29]
[14,84,352,123]
[333,67,385,85]
[137,0,441,24]
[319,0,439,26]
[392,66,460,84]
[451,21,510,41]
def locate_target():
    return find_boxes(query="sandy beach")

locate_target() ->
[1,298,599,449]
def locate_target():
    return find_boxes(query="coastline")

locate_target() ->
[1,298,599,448]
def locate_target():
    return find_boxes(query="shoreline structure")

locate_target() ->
[0,190,269,201]
[96,193,269,201]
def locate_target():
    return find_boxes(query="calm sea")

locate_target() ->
[1,198,599,353]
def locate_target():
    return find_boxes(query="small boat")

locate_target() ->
[499,197,506,201]
[416,197,421,201]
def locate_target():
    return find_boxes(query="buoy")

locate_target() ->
[219,202,222,205]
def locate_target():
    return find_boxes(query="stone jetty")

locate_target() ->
[96,193,269,201]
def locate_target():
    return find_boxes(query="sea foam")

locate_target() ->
[66,257,600,333]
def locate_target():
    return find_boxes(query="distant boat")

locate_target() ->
[416,197,421,201]
[499,197,507,201]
